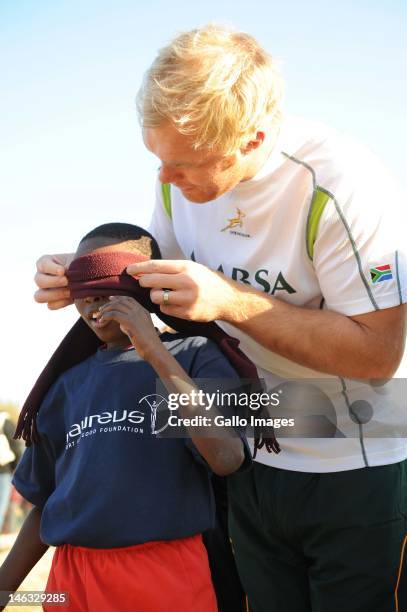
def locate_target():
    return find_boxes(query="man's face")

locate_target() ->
[143,123,248,203]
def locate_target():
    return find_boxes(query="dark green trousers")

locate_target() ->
[228,460,407,612]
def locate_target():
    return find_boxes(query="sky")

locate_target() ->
[1,0,406,404]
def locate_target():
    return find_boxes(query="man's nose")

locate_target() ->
[159,164,182,184]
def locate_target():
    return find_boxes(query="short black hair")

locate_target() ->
[78,222,161,259]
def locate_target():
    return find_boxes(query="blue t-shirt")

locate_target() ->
[13,334,251,548]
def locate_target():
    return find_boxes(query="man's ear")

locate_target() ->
[241,131,266,155]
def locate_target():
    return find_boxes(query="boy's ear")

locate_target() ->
[240,131,266,155]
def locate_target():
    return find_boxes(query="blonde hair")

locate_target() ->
[137,24,284,155]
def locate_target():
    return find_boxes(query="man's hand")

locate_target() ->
[97,297,163,360]
[34,253,74,310]
[127,260,240,322]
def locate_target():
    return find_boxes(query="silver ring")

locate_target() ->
[162,289,171,305]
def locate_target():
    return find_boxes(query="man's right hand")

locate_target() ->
[34,253,74,310]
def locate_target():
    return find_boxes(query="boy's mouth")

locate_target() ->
[88,309,110,329]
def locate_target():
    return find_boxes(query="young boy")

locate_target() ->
[0,223,251,612]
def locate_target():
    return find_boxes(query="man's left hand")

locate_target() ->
[127,260,239,322]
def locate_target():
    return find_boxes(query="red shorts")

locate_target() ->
[44,534,218,612]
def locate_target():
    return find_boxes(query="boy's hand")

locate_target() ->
[34,253,74,310]
[97,297,164,360]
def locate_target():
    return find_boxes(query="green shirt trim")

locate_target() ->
[306,187,332,260]
[161,183,172,219]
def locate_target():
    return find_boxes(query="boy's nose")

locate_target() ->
[84,296,105,304]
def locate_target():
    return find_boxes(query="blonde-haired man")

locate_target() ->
[35,24,406,612]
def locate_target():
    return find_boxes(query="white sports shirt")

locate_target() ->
[149,115,406,472]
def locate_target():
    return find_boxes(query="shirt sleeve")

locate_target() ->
[12,385,60,507]
[184,339,253,472]
[313,149,406,316]
[148,177,186,260]
[12,433,56,508]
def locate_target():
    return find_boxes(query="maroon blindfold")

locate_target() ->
[15,252,279,455]
[66,252,148,298]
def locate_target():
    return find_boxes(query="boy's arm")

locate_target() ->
[5,409,58,604]
[0,506,49,604]
[97,297,246,476]
[145,346,246,476]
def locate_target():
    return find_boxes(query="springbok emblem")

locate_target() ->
[221,208,246,232]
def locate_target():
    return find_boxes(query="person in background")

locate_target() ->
[0,411,22,533]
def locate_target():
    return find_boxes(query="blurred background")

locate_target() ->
[0,0,406,603]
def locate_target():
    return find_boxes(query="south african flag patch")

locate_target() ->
[370,264,393,284]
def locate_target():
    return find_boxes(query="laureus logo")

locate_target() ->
[138,394,171,434]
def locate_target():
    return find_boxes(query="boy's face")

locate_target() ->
[73,240,140,349]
